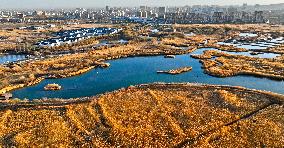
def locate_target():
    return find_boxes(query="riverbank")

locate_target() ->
[0,77,44,94]
[0,83,283,147]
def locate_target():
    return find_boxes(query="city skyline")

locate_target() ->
[1,0,284,9]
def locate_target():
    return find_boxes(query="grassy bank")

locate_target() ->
[0,83,283,147]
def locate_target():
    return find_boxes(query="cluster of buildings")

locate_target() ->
[0,11,26,23]
[0,4,284,24]
[36,27,121,47]
[112,6,270,24]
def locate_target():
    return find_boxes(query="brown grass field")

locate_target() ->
[0,24,283,147]
[0,83,283,147]
[192,50,284,80]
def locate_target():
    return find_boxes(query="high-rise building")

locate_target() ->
[254,11,264,23]
[212,12,224,23]
[141,11,148,18]
[33,11,43,16]
[106,6,110,12]
[140,6,147,11]
[17,13,25,19]
[241,11,249,22]
[158,7,166,15]
[136,11,143,17]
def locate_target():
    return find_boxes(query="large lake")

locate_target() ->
[12,48,284,100]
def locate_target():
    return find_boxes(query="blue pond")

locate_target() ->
[0,54,26,64]
[12,48,284,100]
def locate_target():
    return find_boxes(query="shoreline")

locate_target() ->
[1,83,283,106]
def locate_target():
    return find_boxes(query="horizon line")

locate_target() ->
[1,2,284,10]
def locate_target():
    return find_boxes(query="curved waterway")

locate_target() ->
[12,48,284,100]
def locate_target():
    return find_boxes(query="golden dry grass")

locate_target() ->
[193,50,284,80]
[0,83,283,147]
[0,28,51,52]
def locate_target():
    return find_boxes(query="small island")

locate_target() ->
[157,67,192,75]
[164,55,176,58]
[100,62,111,68]
[44,83,62,91]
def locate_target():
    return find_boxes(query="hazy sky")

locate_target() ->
[1,0,283,9]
